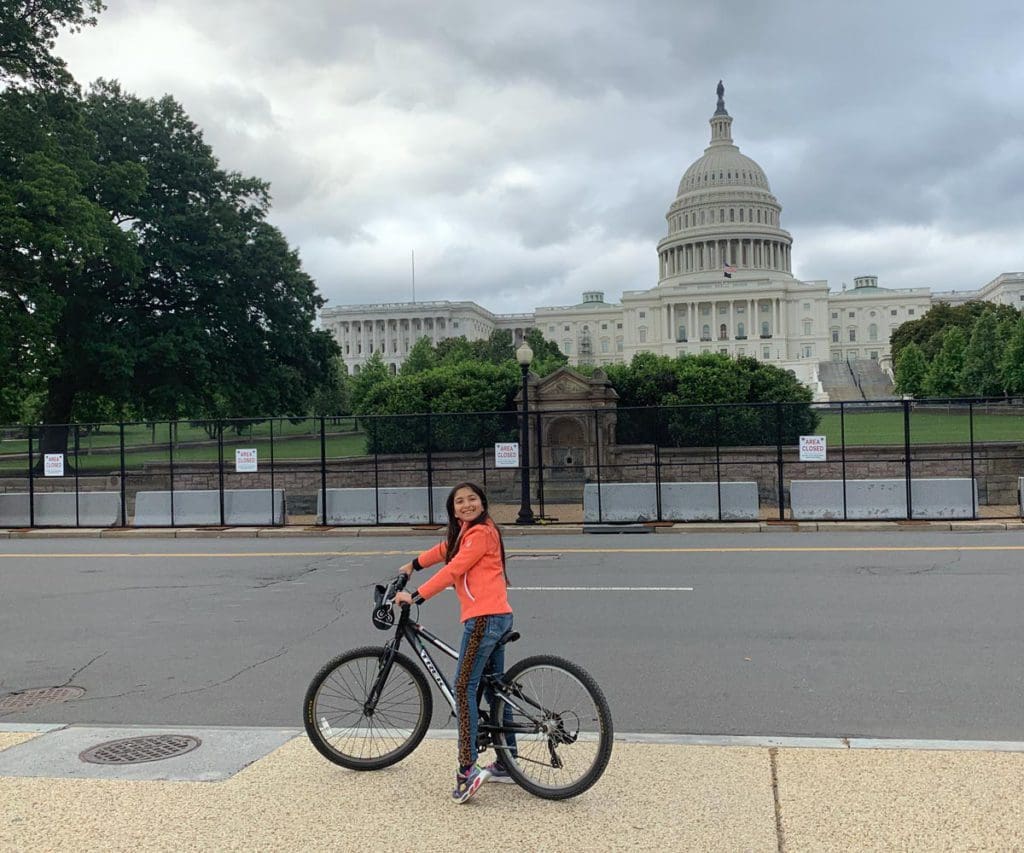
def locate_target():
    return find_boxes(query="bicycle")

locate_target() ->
[303,572,613,800]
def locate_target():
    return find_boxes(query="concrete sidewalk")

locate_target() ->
[1,728,1022,852]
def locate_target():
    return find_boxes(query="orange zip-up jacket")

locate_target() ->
[414,518,511,622]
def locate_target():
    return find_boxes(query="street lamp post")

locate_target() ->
[515,341,535,525]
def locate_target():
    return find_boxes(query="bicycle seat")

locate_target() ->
[497,630,520,646]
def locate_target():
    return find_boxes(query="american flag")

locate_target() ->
[723,262,737,278]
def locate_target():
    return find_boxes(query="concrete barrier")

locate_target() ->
[790,478,978,520]
[317,487,452,525]
[583,482,760,523]
[0,492,122,527]
[132,489,284,526]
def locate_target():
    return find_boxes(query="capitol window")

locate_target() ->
[848,311,855,318]
[803,320,812,335]
[601,339,609,353]
[638,326,647,343]
[869,324,878,341]
[831,329,839,343]
[908,308,916,315]
[849,329,857,342]
[890,310,897,317]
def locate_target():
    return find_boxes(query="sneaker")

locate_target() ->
[452,764,490,804]
[484,761,515,783]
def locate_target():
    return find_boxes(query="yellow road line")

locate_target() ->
[0,545,1023,559]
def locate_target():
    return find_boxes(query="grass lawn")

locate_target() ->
[0,431,368,474]
[817,410,1024,446]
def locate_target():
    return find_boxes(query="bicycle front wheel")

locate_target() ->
[303,646,432,770]
[493,654,613,800]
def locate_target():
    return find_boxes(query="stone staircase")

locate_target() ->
[817,359,897,402]
[849,358,898,400]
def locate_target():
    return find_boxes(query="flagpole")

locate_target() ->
[411,250,416,303]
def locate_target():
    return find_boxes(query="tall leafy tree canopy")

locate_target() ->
[0,0,104,89]
[1,4,337,448]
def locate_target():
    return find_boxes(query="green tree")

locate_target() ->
[999,316,1024,395]
[891,301,1019,364]
[471,328,514,364]
[400,336,436,375]
[6,82,339,456]
[434,336,476,366]
[350,351,390,413]
[893,342,927,397]
[309,357,350,417]
[523,328,568,376]
[0,86,142,430]
[356,361,518,453]
[0,0,104,90]
[604,351,816,446]
[922,326,967,398]
[959,309,1003,398]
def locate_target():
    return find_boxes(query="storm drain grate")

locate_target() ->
[80,734,202,765]
[0,686,85,712]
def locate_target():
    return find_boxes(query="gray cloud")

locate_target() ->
[55,0,1024,314]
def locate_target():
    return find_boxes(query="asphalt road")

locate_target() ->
[1,531,1022,740]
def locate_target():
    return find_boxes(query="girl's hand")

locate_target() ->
[394,590,414,607]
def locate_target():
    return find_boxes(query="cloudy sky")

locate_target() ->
[57,0,1024,314]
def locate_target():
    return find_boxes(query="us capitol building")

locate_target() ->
[321,84,1024,394]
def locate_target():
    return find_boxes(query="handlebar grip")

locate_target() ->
[395,572,409,592]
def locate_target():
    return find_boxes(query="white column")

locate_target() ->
[729,302,734,341]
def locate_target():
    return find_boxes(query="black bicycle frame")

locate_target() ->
[382,607,538,738]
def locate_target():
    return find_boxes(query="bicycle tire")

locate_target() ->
[303,645,433,770]
[493,654,613,800]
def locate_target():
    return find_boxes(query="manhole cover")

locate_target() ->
[0,686,85,712]
[80,734,202,765]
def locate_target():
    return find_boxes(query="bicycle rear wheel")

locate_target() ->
[493,654,613,799]
[303,646,432,770]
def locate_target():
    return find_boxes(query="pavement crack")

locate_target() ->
[62,650,107,686]
[254,558,331,588]
[161,646,289,699]
[769,747,786,853]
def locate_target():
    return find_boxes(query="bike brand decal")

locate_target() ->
[418,646,445,688]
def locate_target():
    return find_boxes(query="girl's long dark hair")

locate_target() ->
[443,482,509,585]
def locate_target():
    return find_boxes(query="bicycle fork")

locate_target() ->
[364,641,400,716]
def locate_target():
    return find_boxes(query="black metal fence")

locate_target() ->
[1,398,1022,527]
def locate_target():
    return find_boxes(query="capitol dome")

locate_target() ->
[657,82,793,285]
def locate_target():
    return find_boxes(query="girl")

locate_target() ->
[394,482,514,804]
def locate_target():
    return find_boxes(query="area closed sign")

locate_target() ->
[494,442,520,468]
[799,435,827,461]
[44,453,64,477]
[235,448,258,472]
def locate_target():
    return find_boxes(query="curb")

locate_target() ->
[0,521,1021,539]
